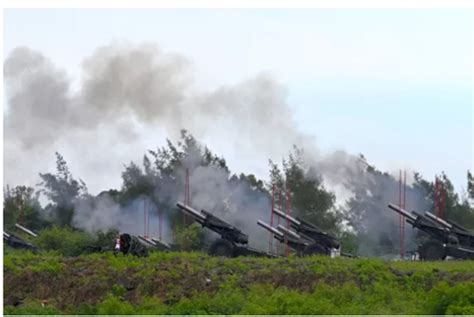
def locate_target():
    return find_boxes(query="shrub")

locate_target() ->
[175,223,204,251]
[111,284,127,297]
[35,225,93,256]
[107,252,142,272]
[205,280,246,314]
[135,296,167,314]
[96,294,135,315]
[90,228,119,250]
[424,281,474,314]
[4,301,62,315]
[29,258,64,274]
[4,255,19,273]
[338,231,359,255]
[4,250,474,315]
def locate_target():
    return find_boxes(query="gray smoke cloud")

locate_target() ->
[4,43,313,191]
[311,150,429,256]
[73,194,173,243]
[4,42,427,254]
[183,164,271,250]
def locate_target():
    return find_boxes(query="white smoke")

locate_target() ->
[4,43,310,193]
[4,42,428,254]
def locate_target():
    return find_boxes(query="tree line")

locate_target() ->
[4,130,474,255]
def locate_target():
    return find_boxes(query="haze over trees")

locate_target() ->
[3,131,474,255]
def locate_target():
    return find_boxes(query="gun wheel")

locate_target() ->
[209,239,235,257]
[302,243,329,256]
[418,240,446,261]
[133,248,149,257]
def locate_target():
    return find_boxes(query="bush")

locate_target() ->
[338,231,359,255]
[90,228,119,250]
[29,258,64,274]
[4,301,62,315]
[35,225,93,256]
[4,251,474,315]
[96,294,135,315]
[135,296,168,314]
[175,223,204,251]
[424,281,474,314]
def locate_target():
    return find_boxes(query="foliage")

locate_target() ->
[236,173,266,192]
[4,300,62,315]
[424,281,474,314]
[269,146,339,233]
[90,228,119,251]
[337,231,359,255]
[468,170,474,201]
[4,251,474,315]
[96,294,135,315]
[120,159,156,203]
[120,129,269,237]
[342,162,474,256]
[35,225,93,256]
[3,185,46,231]
[413,171,474,230]
[38,152,88,227]
[4,132,474,263]
[175,223,205,251]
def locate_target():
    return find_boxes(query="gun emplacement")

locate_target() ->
[387,203,474,260]
[271,207,341,253]
[177,202,269,257]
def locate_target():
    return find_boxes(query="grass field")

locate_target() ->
[4,249,474,314]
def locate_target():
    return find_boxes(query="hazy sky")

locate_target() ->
[4,9,473,194]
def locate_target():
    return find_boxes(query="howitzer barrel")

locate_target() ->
[137,236,171,249]
[272,208,301,226]
[15,223,38,237]
[424,212,453,230]
[200,209,238,230]
[150,238,171,249]
[138,235,157,246]
[409,211,440,227]
[448,220,471,234]
[257,220,284,238]
[176,202,206,222]
[388,204,417,222]
[277,224,302,240]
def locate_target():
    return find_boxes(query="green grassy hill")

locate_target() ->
[4,249,474,314]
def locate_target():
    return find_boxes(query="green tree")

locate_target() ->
[3,185,45,231]
[119,130,269,244]
[341,159,431,256]
[175,223,205,251]
[237,173,266,193]
[413,172,474,230]
[269,147,339,234]
[120,157,156,203]
[39,152,87,227]
[467,170,474,201]
[91,228,120,250]
[35,225,93,256]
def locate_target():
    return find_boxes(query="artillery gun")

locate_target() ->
[176,202,270,257]
[4,223,38,251]
[137,235,171,251]
[263,208,341,256]
[3,231,36,251]
[257,220,309,255]
[118,233,149,257]
[388,204,474,260]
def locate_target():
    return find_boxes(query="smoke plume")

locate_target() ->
[4,42,426,253]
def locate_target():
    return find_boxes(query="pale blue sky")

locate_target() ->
[4,9,473,193]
